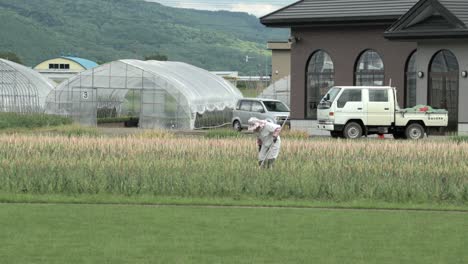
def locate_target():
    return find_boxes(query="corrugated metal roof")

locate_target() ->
[438,0,468,26]
[261,0,419,25]
[62,56,98,70]
[384,0,468,39]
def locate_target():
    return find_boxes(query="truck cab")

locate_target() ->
[317,86,448,139]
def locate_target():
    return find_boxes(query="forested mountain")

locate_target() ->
[0,0,288,74]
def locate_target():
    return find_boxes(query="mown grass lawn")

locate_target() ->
[1,203,466,264]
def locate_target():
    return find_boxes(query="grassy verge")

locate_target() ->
[0,193,467,212]
[36,124,102,137]
[0,124,102,137]
[204,129,246,139]
[0,113,71,129]
[203,129,309,140]
[0,203,466,264]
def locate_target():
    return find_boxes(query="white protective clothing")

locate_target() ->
[256,122,281,161]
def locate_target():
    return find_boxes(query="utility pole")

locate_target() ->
[245,55,254,63]
[245,55,255,89]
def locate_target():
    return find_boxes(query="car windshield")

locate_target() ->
[318,87,341,109]
[262,101,289,112]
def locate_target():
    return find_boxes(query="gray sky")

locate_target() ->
[145,0,296,17]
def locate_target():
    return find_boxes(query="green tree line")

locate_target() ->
[0,0,287,74]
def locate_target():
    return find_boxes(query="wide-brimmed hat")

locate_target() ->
[248,117,265,131]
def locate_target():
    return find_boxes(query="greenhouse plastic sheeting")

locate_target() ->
[45,60,243,129]
[258,75,290,107]
[0,59,55,113]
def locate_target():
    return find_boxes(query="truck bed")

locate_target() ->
[395,109,448,127]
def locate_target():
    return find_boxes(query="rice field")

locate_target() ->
[0,133,467,205]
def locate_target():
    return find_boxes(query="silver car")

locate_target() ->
[232,98,290,131]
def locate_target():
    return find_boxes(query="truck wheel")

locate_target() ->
[405,123,425,140]
[344,122,363,139]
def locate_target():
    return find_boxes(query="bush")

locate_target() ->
[0,113,72,129]
[97,116,133,124]
[97,107,117,118]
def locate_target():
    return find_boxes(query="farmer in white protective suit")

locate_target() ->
[248,117,282,168]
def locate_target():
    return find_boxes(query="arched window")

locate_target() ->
[430,50,459,73]
[306,50,334,119]
[429,50,459,132]
[405,51,417,107]
[355,50,384,86]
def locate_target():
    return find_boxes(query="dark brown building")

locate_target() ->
[261,0,468,134]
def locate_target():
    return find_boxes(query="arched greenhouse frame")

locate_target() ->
[45,60,243,129]
[0,59,55,113]
[258,75,290,107]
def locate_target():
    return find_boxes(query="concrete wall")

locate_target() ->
[271,49,291,82]
[290,26,417,120]
[291,120,329,136]
[459,124,468,135]
[415,40,468,126]
[268,42,291,83]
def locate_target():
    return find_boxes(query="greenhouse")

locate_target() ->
[45,60,243,129]
[258,75,290,107]
[0,59,55,113]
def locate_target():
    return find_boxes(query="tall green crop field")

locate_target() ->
[0,134,466,205]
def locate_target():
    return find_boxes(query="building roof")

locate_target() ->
[439,0,468,26]
[261,0,418,26]
[267,41,291,50]
[61,56,98,69]
[385,0,468,39]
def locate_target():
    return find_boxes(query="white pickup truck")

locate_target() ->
[317,86,448,139]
